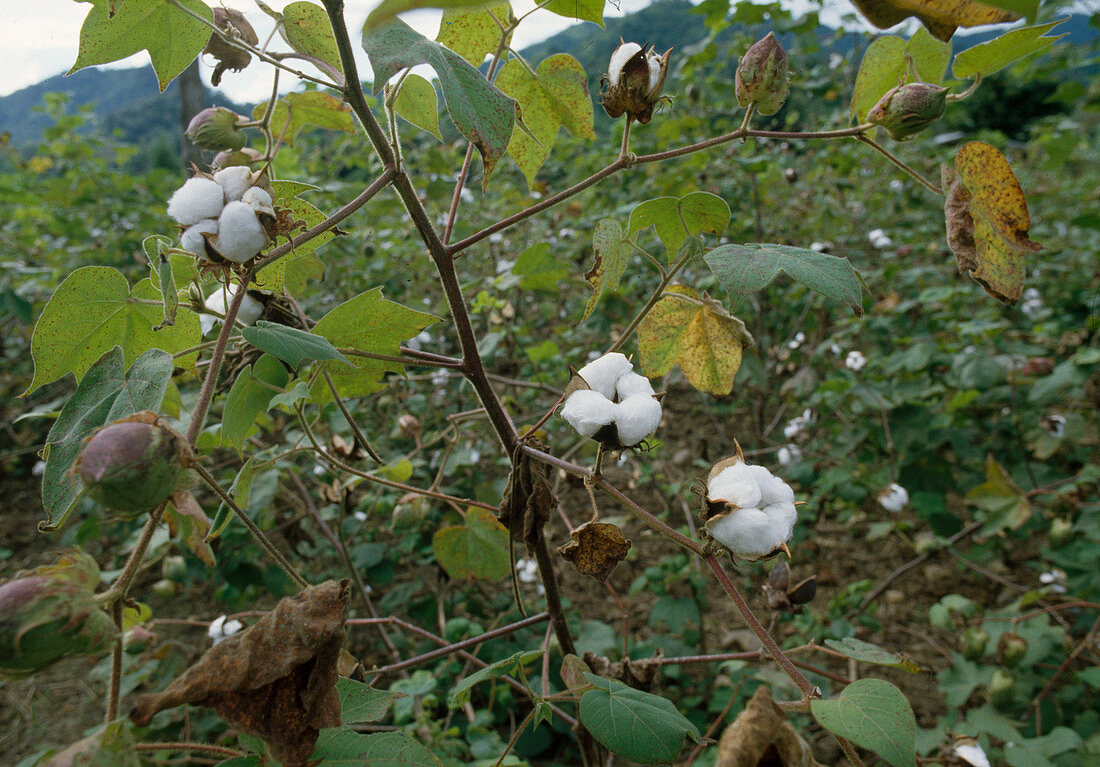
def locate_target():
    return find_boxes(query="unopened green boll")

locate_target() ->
[735,32,790,116]
[867,82,948,141]
[185,107,248,151]
[961,626,989,659]
[996,632,1028,667]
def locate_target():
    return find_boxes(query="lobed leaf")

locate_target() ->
[70,0,212,91]
[952,19,1067,80]
[705,243,863,316]
[627,192,730,257]
[281,2,343,79]
[580,674,701,764]
[637,284,753,397]
[851,36,907,122]
[432,507,511,582]
[810,678,917,767]
[362,19,516,186]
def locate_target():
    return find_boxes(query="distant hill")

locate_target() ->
[0,65,250,148]
[0,4,1093,148]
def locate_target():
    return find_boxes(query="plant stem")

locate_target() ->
[97,503,169,605]
[606,243,697,354]
[105,600,123,723]
[191,462,310,589]
[133,742,247,758]
[855,134,942,195]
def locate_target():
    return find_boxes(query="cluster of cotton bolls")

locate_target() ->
[704,459,798,561]
[559,352,662,447]
[168,167,276,264]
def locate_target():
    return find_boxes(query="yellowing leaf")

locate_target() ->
[942,141,1041,304]
[849,0,1018,41]
[282,2,343,81]
[394,73,443,140]
[497,54,594,188]
[583,219,632,321]
[432,508,510,580]
[255,91,356,145]
[637,285,753,396]
[626,192,730,257]
[436,1,513,66]
[70,0,212,91]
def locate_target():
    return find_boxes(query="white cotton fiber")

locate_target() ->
[561,390,617,437]
[200,283,263,335]
[576,352,633,399]
[709,477,762,510]
[645,51,663,93]
[608,42,642,85]
[180,218,219,259]
[214,201,269,263]
[878,483,909,513]
[241,186,275,218]
[168,177,225,225]
[213,166,255,202]
[615,371,654,399]
[707,507,785,561]
[764,502,798,539]
[615,393,662,446]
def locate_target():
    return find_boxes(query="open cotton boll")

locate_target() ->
[954,743,991,767]
[180,218,219,259]
[646,52,663,92]
[214,201,269,263]
[608,42,642,84]
[878,483,909,513]
[763,502,798,539]
[750,467,795,505]
[708,462,757,495]
[241,186,275,218]
[707,507,787,561]
[576,352,633,399]
[708,477,761,510]
[615,371,655,399]
[201,283,263,335]
[213,166,255,202]
[615,393,662,446]
[167,177,225,225]
[561,390,617,437]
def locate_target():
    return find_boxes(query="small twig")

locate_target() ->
[855,135,942,195]
[133,743,247,758]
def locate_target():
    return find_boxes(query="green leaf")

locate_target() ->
[823,637,922,673]
[255,91,356,146]
[222,355,290,451]
[810,678,917,767]
[583,219,632,320]
[497,54,594,187]
[281,2,343,77]
[311,287,438,401]
[705,243,863,317]
[906,27,950,84]
[437,2,513,66]
[26,266,200,394]
[309,727,444,765]
[394,74,442,141]
[965,456,1032,534]
[543,0,604,26]
[41,347,173,529]
[365,0,490,32]
[446,649,543,709]
[241,321,349,368]
[337,678,405,724]
[143,235,178,330]
[258,183,333,293]
[432,507,511,581]
[580,674,701,764]
[362,19,516,186]
[952,19,1067,80]
[512,242,569,292]
[851,36,906,122]
[215,757,262,767]
[637,284,753,397]
[627,192,730,257]
[70,0,212,91]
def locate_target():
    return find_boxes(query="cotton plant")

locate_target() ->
[702,448,799,561]
[559,352,663,450]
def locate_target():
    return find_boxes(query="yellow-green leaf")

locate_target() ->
[282,2,343,79]
[851,36,906,122]
[70,0,212,91]
[543,0,604,26]
[432,508,510,580]
[436,1,513,66]
[394,74,443,141]
[626,192,730,257]
[966,456,1033,534]
[255,91,356,145]
[583,219,632,321]
[637,285,753,396]
[365,0,491,34]
[906,27,951,84]
[26,267,200,395]
[942,141,1041,304]
[952,19,1067,80]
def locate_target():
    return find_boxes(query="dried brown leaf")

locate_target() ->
[849,0,1018,41]
[717,686,825,766]
[499,445,555,547]
[558,520,631,581]
[583,648,664,691]
[130,579,352,766]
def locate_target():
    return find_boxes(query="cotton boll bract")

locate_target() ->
[168,177,225,225]
[560,389,617,438]
[575,352,633,399]
[615,393,662,446]
[214,201,269,263]
[213,166,256,202]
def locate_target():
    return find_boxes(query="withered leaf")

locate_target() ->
[848,0,1018,41]
[558,521,631,581]
[717,686,825,767]
[583,648,664,692]
[560,653,594,691]
[165,490,216,567]
[131,579,351,766]
[942,141,1041,304]
[499,444,555,547]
